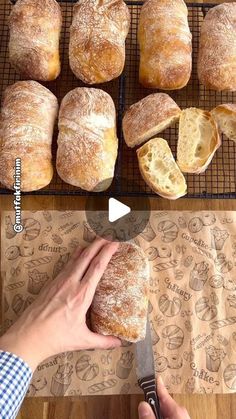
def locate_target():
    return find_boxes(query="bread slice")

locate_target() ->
[177,108,221,174]
[137,138,187,200]
[211,104,236,143]
[122,93,181,148]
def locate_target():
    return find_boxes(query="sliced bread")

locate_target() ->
[137,138,187,200]
[122,93,181,148]
[177,107,221,174]
[211,104,236,143]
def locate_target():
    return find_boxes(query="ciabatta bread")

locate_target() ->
[0,81,58,192]
[138,0,192,89]
[122,93,181,148]
[211,104,236,143]
[69,0,130,84]
[137,138,187,200]
[56,88,118,192]
[198,3,236,91]
[91,242,149,342]
[177,108,221,174]
[9,0,62,81]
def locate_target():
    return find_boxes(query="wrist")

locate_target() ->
[0,329,46,371]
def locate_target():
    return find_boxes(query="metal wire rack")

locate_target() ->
[0,1,235,197]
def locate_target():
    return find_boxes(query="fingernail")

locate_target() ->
[138,402,152,417]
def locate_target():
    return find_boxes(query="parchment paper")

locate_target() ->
[1,211,236,396]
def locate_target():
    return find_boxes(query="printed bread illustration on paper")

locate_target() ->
[53,253,70,279]
[211,227,229,250]
[162,325,184,350]
[189,261,209,291]
[50,364,73,396]
[75,355,99,382]
[159,294,181,317]
[5,216,17,239]
[223,364,236,390]
[205,346,226,372]
[116,351,134,379]
[27,269,49,295]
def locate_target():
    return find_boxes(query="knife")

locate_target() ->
[135,318,163,419]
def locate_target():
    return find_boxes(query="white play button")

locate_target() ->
[108,198,131,222]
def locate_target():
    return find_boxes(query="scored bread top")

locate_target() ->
[122,93,181,148]
[211,104,236,143]
[138,0,192,89]
[198,3,236,91]
[9,0,62,81]
[0,81,58,192]
[69,0,130,84]
[137,138,187,199]
[177,108,221,174]
[91,242,150,343]
[56,87,118,192]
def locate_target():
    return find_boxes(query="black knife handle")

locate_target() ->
[138,374,163,419]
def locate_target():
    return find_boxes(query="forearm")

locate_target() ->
[0,327,45,372]
[0,350,32,419]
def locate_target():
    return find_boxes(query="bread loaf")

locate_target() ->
[56,88,118,192]
[91,242,149,342]
[211,104,236,143]
[0,81,58,192]
[198,3,236,91]
[177,108,221,174]
[69,0,130,84]
[137,138,187,200]
[122,93,181,148]
[9,0,62,81]
[138,0,192,90]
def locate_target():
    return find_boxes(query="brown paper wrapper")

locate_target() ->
[1,211,236,396]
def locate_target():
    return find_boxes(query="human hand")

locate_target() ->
[0,237,121,371]
[138,377,190,419]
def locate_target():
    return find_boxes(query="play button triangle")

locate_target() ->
[108,198,131,222]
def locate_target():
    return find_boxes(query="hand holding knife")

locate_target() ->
[135,318,163,419]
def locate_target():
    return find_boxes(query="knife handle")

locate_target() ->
[138,374,163,419]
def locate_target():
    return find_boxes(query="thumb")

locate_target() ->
[138,402,155,419]
[157,376,188,418]
[157,375,177,416]
[87,331,121,350]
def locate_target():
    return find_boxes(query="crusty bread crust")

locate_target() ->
[138,0,192,90]
[56,88,118,192]
[198,3,236,91]
[0,81,58,192]
[177,108,221,174]
[91,242,149,343]
[211,104,236,143]
[69,0,130,84]
[9,0,62,81]
[122,93,181,148]
[137,138,187,199]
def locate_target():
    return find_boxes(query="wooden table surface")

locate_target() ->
[0,0,236,418]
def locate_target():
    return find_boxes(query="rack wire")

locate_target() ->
[0,1,235,197]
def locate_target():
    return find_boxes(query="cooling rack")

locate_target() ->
[0,1,235,198]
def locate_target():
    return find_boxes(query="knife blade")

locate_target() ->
[135,318,163,419]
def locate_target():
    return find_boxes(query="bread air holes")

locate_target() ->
[139,147,149,158]
[195,142,205,157]
[156,160,168,175]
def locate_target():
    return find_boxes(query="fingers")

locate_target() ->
[70,237,114,281]
[87,331,121,350]
[138,402,155,419]
[157,376,190,419]
[79,240,119,308]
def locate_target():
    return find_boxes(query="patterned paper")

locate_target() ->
[1,211,236,396]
